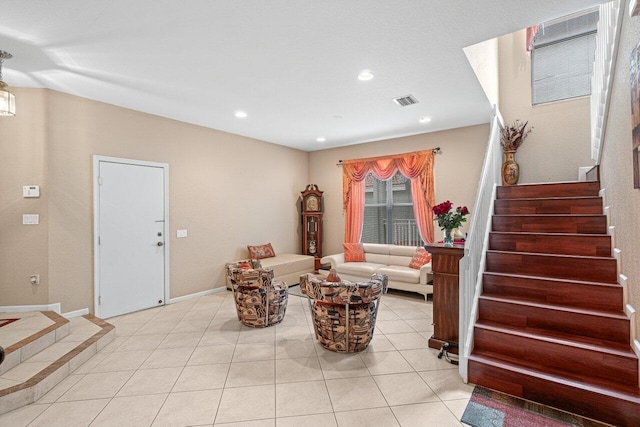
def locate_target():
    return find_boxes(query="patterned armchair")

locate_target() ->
[300,273,388,352]
[227,260,288,328]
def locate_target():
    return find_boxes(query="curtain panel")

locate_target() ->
[342,150,435,244]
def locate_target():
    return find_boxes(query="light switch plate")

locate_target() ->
[177,229,188,238]
[23,214,39,225]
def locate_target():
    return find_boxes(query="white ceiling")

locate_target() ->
[0,1,605,151]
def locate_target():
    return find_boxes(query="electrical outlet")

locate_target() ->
[30,274,40,285]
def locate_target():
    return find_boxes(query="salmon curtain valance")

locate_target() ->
[342,150,435,244]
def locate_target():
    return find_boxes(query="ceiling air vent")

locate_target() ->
[393,95,419,107]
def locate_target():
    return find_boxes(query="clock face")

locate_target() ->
[306,195,319,211]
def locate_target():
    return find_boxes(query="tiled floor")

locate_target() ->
[0,290,473,426]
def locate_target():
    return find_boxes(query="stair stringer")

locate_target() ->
[602,187,640,387]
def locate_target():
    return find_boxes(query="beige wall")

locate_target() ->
[308,124,489,256]
[464,38,500,108]
[1,88,309,313]
[600,12,640,337]
[0,89,50,305]
[498,30,594,183]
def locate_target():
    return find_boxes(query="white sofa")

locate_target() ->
[226,253,315,290]
[319,243,433,298]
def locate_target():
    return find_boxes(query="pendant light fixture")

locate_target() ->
[0,51,15,116]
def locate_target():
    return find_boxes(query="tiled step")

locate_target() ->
[0,312,70,375]
[477,295,630,344]
[482,272,623,312]
[468,353,640,427]
[488,232,611,257]
[485,251,618,283]
[494,197,603,215]
[492,214,608,234]
[0,314,114,415]
[473,322,638,386]
[496,181,600,199]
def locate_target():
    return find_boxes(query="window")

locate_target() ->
[361,170,422,246]
[531,10,598,105]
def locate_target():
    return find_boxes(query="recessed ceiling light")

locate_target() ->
[357,70,375,81]
[316,137,326,142]
[419,117,432,123]
[234,110,247,118]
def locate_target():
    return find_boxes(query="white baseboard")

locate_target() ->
[0,303,61,314]
[168,287,225,304]
[62,308,89,318]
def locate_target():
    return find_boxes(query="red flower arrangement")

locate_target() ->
[432,201,469,230]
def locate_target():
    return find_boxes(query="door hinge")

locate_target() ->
[98,295,102,305]
[98,176,103,185]
[98,236,101,245]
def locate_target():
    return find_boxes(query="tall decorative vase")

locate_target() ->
[443,228,454,247]
[501,150,520,186]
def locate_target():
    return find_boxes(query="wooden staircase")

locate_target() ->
[468,181,640,426]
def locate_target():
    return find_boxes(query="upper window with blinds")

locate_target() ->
[531,9,599,105]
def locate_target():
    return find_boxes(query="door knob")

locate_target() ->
[157,242,164,247]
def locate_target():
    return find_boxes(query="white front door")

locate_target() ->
[94,157,168,318]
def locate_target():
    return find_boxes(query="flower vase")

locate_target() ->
[443,228,454,247]
[501,150,519,186]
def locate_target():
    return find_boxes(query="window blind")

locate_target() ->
[531,10,598,105]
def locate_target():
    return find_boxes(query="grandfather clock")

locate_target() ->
[301,184,324,272]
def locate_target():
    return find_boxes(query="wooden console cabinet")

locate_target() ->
[424,243,465,354]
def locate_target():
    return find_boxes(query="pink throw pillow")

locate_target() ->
[247,243,276,259]
[343,242,365,262]
[409,247,431,269]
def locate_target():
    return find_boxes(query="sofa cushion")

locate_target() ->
[362,243,392,255]
[336,262,387,277]
[365,253,391,265]
[247,243,276,259]
[343,242,365,262]
[389,245,418,257]
[388,255,410,267]
[261,254,314,276]
[375,265,421,284]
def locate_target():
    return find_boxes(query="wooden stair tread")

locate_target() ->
[493,214,606,218]
[469,352,640,400]
[487,249,615,262]
[495,196,601,201]
[478,295,627,319]
[489,231,609,238]
[475,319,635,356]
[496,182,600,199]
[483,271,620,288]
